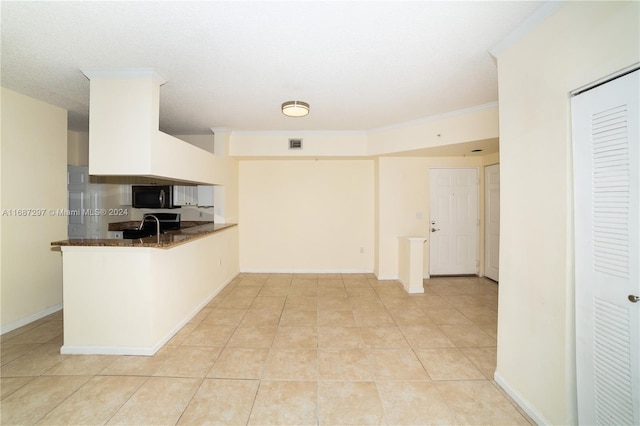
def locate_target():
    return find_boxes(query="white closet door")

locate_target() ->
[572,69,639,426]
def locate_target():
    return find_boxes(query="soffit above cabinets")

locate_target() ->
[84,69,220,185]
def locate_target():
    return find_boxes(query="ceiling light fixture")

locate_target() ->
[282,100,310,117]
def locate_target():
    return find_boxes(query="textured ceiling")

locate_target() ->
[1,1,541,134]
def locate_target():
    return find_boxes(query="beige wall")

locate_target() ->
[1,88,67,331]
[176,133,215,154]
[231,132,368,157]
[495,2,639,424]
[368,105,498,156]
[61,227,239,354]
[239,159,374,272]
[238,155,495,278]
[233,105,499,277]
[67,130,89,166]
[86,74,222,184]
[229,106,498,159]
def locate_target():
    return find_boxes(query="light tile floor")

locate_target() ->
[1,274,535,425]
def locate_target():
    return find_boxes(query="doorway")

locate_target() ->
[484,164,500,282]
[429,168,479,275]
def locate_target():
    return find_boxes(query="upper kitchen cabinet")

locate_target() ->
[173,185,198,206]
[197,185,214,207]
[83,69,222,185]
[172,185,215,207]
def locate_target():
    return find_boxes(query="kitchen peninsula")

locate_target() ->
[51,222,238,356]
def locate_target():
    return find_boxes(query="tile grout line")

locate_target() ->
[2,274,511,425]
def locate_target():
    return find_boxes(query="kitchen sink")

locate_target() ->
[122,229,161,239]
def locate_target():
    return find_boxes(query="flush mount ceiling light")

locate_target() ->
[282,100,310,117]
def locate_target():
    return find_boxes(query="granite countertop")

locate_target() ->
[51,222,237,249]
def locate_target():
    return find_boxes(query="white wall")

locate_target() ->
[494,2,640,424]
[1,88,67,332]
[239,159,374,272]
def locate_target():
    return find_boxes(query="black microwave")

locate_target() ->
[131,185,176,209]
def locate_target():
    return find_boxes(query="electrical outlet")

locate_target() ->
[360,247,364,254]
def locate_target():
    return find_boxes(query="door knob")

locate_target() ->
[629,295,640,303]
[431,227,440,232]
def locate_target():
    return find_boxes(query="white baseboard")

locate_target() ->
[62,271,239,356]
[377,274,429,280]
[60,344,156,356]
[374,274,398,280]
[494,371,549,426]
[1,303,63,335]
[401,284,425,294]
[240,268,373,274]
[152,271,239,351]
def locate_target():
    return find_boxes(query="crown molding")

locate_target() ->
[489,1,566,59]
[81,68,168,85]
[367,102,498,135]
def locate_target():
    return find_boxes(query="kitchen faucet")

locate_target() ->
[139,214,161,244]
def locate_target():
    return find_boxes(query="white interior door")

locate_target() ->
[429,168,478,275]
[484,164,500,282]
[573,69,639,425]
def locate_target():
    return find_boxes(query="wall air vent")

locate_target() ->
[289,138,303,150]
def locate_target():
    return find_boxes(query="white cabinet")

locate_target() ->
[213,185,225,221]
[197,185,214,207]
[173,185,197,206]
[173,185,215,207]
[120,184,132,205]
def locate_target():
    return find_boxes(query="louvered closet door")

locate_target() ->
[572,69,639,426]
